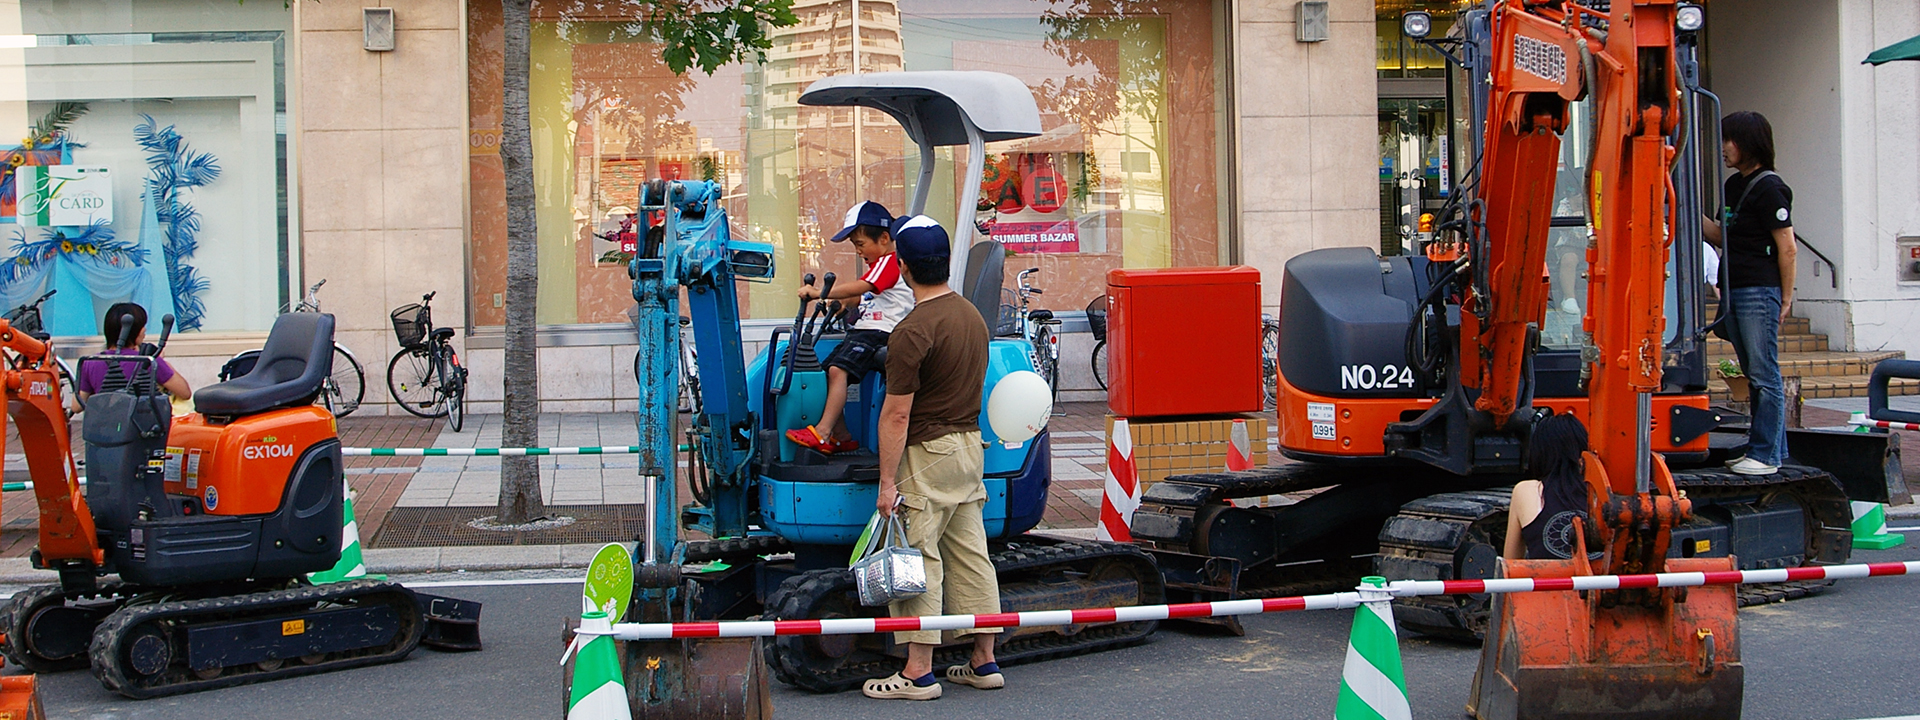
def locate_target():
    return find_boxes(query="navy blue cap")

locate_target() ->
[830,201,895,242]
[889,215,950,263]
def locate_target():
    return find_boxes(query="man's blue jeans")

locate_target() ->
[1725,286,1786,465]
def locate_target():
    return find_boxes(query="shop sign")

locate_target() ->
[15,166,111,227]
[991,220,1079,254]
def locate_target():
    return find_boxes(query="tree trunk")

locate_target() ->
[497,0,545,524]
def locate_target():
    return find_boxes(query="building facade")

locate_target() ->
[0,0,1911,412]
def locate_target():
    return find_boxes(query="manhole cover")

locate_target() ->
[372,504,648,547]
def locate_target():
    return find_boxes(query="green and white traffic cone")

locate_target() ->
[1851,501,1907,550]
[566,611,630,720]
[309,482,380,583]
[1336,576,1411,720]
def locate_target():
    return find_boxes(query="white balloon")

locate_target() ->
[987,370,1053,445]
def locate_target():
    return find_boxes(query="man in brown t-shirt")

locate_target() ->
[861,215,1003,701]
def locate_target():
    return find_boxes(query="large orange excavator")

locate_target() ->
[1134,0,1904,716]
[0,311,477,700]
[1451,1,1740,717]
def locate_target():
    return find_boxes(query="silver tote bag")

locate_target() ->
[852,512,927,607]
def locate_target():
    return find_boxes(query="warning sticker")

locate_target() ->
[185,450,202,490]
[163,447,184,483]
[1312,421,1336,440]
[1307,402,1336,422]
[281,619,306,636]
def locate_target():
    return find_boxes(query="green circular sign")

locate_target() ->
[583,543,634,621]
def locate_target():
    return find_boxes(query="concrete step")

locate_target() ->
[1708,373,1920,403]
[1704,308,1811,335]
[1705,333,1829,357]
[1766,350,1907,378]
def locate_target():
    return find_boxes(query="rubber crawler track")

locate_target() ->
[0,581,130,673]
[684,535,794,564]
[762,537,1162,693]
[88,579,422,699]
[1376,465,1855,639]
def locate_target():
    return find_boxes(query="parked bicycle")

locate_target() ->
[631,314,702,415]
[218,279,367,416]
[1087,294,1108,391]
[1262,313,1279,409]
[3,289,78,411]
[387,291,468,431]
[1011,268,1060,399]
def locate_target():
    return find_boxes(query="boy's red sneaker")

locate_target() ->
[786,426,837,454]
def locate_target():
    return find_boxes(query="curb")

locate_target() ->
[0,542,614,584]
[0,530,1099,583]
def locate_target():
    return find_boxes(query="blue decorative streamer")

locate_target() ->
[133,115,220,332]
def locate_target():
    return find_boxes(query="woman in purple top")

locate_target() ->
[75,302,191,403]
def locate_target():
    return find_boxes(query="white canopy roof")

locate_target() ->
[799,71,1042,146]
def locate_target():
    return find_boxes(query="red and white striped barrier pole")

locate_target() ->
[1850,413,1920,432]
[577,561,1920,641]
[1097,418,1139,542]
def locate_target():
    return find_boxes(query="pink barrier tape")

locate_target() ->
[580,561,1920,641]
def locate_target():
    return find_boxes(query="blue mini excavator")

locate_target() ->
[614,72,1163,715]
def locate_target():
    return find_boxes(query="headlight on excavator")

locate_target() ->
[1676,3,1704,33]
[1401,11,1432,39]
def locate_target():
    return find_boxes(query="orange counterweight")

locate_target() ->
[167,406,338,516]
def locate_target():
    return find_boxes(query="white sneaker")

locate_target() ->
[1723,455,1746,468]
[1560,298,1580,314]
[1728,457,1780,476]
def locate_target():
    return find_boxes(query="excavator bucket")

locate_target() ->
[1470,557,1741,720]
[623,637,771,719]
[0,673,46,719]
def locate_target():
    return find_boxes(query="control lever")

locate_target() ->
[801,273,836,345]
[155,314,175,356]
[773,273,816,395]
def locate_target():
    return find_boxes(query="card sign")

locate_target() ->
[15,166,111,227]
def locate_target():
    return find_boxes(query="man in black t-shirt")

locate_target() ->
[1703,111,1795,476]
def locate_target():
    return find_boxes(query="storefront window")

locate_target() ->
[1375,1,1469,256]
[0,0,290,334]
[467,0,1228,326]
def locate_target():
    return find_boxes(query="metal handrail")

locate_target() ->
[1795,233,1837,289]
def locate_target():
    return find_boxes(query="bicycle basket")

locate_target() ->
[1085,295,1108,342]
[390,303,430,349]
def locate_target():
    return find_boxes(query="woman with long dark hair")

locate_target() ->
[1504,413,1596,560]
[1702,111,1794,476]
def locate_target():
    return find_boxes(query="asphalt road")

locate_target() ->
[8,542,1920,720]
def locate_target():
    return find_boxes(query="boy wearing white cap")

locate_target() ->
[788,201,917,454]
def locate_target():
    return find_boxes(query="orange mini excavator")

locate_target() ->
[0,310,478,699]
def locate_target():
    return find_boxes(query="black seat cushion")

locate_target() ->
[431,327,456,342]
[1028,309,1054,322]
[195,313,336,416]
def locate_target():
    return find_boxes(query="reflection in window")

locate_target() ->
[0,0,291,334]
[465,0,1227,325]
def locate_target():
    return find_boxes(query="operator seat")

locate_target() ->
[195,312,336,416]
[962,239,1006,331]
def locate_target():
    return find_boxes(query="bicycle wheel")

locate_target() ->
[441,349,464,432]
[1262,319,1281,410]
[54,356,78,415]
[1032,324,1058,399]
[388,348,446,418]
[1091,340,1108,391]
[328,345,366,417]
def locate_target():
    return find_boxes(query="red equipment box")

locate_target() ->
[1106,266,1263,418]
